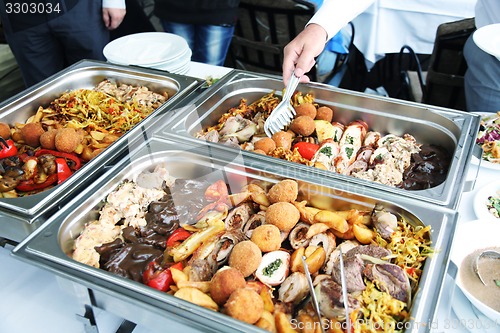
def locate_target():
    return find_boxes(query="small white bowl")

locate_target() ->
[473,180,500,222]
[450,219,500,323]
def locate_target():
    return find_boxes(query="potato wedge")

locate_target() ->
[171,267,188,285]
[314,120,335,143]
[313,210,349,233]
[305,223,330,239]
[174,287,219,311]
[275,311,298,333]
[352,223,375,244]
[293,201,321,224]
[256,311,277,333]
[176,280,211,293]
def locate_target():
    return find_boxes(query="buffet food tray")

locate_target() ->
[161,70,480,209]
[13,136,458,333]
[0,60,201,242]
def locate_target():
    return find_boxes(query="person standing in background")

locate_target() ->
[464,0,500,112]
[0,0,126,88]
[154,0,239,66]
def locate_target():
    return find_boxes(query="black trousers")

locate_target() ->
[0,0,110,87]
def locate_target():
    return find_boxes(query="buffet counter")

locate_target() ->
[1,61,497,333]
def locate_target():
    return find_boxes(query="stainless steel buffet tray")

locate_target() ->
[13,136,458,333]
[0,60,201,242]
[161,70,480,209]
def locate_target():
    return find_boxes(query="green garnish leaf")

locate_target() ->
[263,258,282,277]
[495,280,500,288]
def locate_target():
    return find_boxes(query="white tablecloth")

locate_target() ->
[352,0,477,69]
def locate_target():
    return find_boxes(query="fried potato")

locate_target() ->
[290,246,326,275]
[256,310,277,333]
[293,201,321,224]
[171,266,188,284]
[313,210,349,233]
[176,281,211,293]
[275,311,298,333]
[305,223,330,239]
[352,223,375,244]
[174,287,219,311]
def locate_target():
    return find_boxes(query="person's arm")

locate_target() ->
[102,0,126,30]
[282,0,375,84]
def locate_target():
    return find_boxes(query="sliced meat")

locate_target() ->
[189,259,215,282]
[331,253,366,293]
[224,203,254,230]
[288,222,311,250]
[363,263,411,303]
[345,244,391,261]
[278,272,309,304]
[315,278,360,319]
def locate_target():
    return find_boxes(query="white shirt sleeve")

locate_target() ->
[102,0,126,9]
[308,0,376,40]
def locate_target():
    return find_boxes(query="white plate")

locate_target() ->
[473,181,500,222]
[452,285,500,332]
[450,219,500,323]
[471,112,500,170]
[473,23,500,61]
[103,32,190,66]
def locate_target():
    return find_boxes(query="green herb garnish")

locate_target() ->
[263,258,282,277]
[319,146,333,157]
[495,280,500,288]
[345,147,354,159]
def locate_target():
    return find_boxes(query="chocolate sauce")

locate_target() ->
[95,178,210,281]
[400,144,451,190]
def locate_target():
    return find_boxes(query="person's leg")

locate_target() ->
[52,0,109,66]
[161,21,196,55]
[194,24,235,66]
[464,36,500,112]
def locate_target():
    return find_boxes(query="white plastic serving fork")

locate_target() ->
[263,72,301,137]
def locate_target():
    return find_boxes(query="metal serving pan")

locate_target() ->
[161,70,480,209]
[0,60,201,242]
[13,136,458,333]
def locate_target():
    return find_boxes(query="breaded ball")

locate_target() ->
[253,137,276,155]
[289,116,315,136]
[268,179,298,203]
[271,131,293,150]
[0,122,10,139]
[55,127,82,153]
[316,106,334,122]
[39,129,58,150]
[294,102,317,119]
[21,122,45,147]
[210,268,247,306]
[224,288,264,324]
[229,240,262,277]
[265,202,300,232]
[253,149,266,155]
[251,224,282,252]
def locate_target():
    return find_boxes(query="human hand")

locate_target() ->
[282,23,328,85]
[102,8,126,30]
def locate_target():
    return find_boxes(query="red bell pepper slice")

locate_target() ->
[55,158,72,184]
[35,149,82,170]
[0,139,18,159]
[293,141,320,160]
[16,173,58,192]
[143,261,183,292]
[166,228,192,248]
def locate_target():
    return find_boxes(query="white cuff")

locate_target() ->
[308,0,375,40]
[102,0,126,9]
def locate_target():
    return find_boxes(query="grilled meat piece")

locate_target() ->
[315,278,360,319]
[363,263,411,303]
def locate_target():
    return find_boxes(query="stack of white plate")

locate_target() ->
[103,32,192,74]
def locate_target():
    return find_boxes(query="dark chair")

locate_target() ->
[405,18,476,110]
[226,0,317,80]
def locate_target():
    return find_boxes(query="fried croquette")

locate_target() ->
[265,202,300,232]
[55,127,82,153]
[39,129,58,150]
[294,102,317,119]
[224,288,264,324]
[289,116,315,136]
[271,131,293,150]
[253,137,276,155]
[210,268,247,306]
[228,240,262,277]
[0,122,10,139]
[267,179,298,203]
[316,106,334,122]
[21,122,45,147]
[251,224,282,252]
